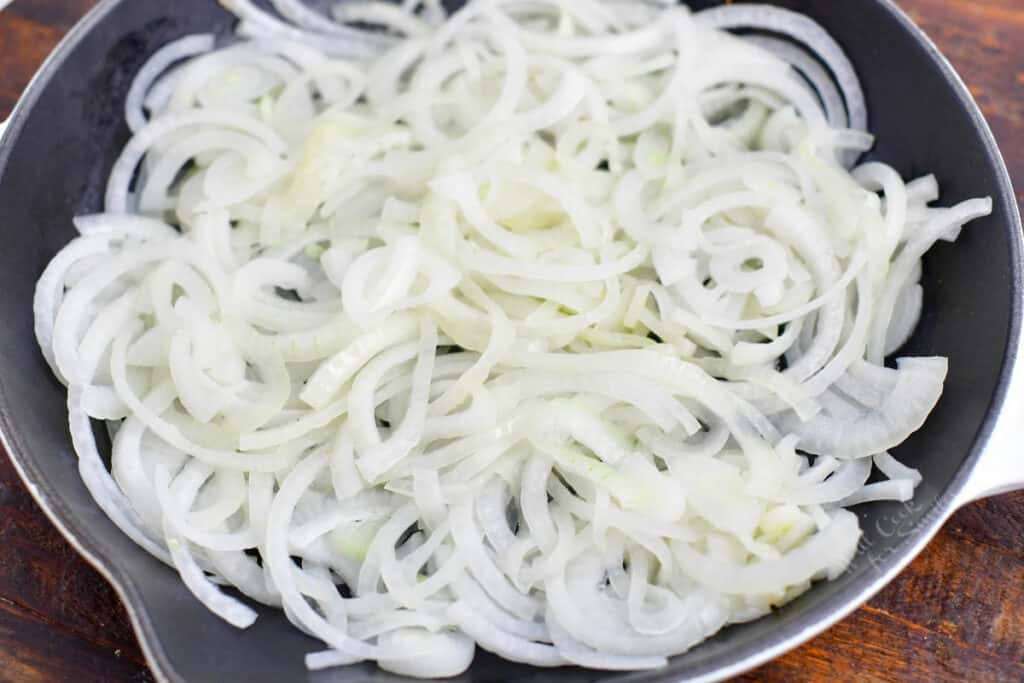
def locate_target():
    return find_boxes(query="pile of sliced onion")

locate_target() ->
[35,0,992,677]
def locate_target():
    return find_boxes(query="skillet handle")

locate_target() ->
[954,335,1024,506]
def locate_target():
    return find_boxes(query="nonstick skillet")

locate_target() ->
[0,1,1022,681]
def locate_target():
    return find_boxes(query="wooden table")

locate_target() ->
[1,1,1023,681]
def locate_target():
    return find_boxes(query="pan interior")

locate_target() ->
[0,1,1015,681]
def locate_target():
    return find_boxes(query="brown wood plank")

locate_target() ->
[0,455,148,662]
[906,0,1024,207]
[1,0,1023,681]
[0,13,64,118]
[945,492,1024,560]
[6,0,98,31]
[866,510,1024,663]
[0,595,151,683]
[741,602,1024,683]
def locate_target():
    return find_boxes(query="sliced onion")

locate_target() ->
[36,1,993,677]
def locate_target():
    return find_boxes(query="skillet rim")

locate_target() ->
[0,4,186,681]
[0,1,1020,681]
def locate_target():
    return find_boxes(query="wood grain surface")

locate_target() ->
[1,1,1023,681]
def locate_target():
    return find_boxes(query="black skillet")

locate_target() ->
[0,1,1022,681]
